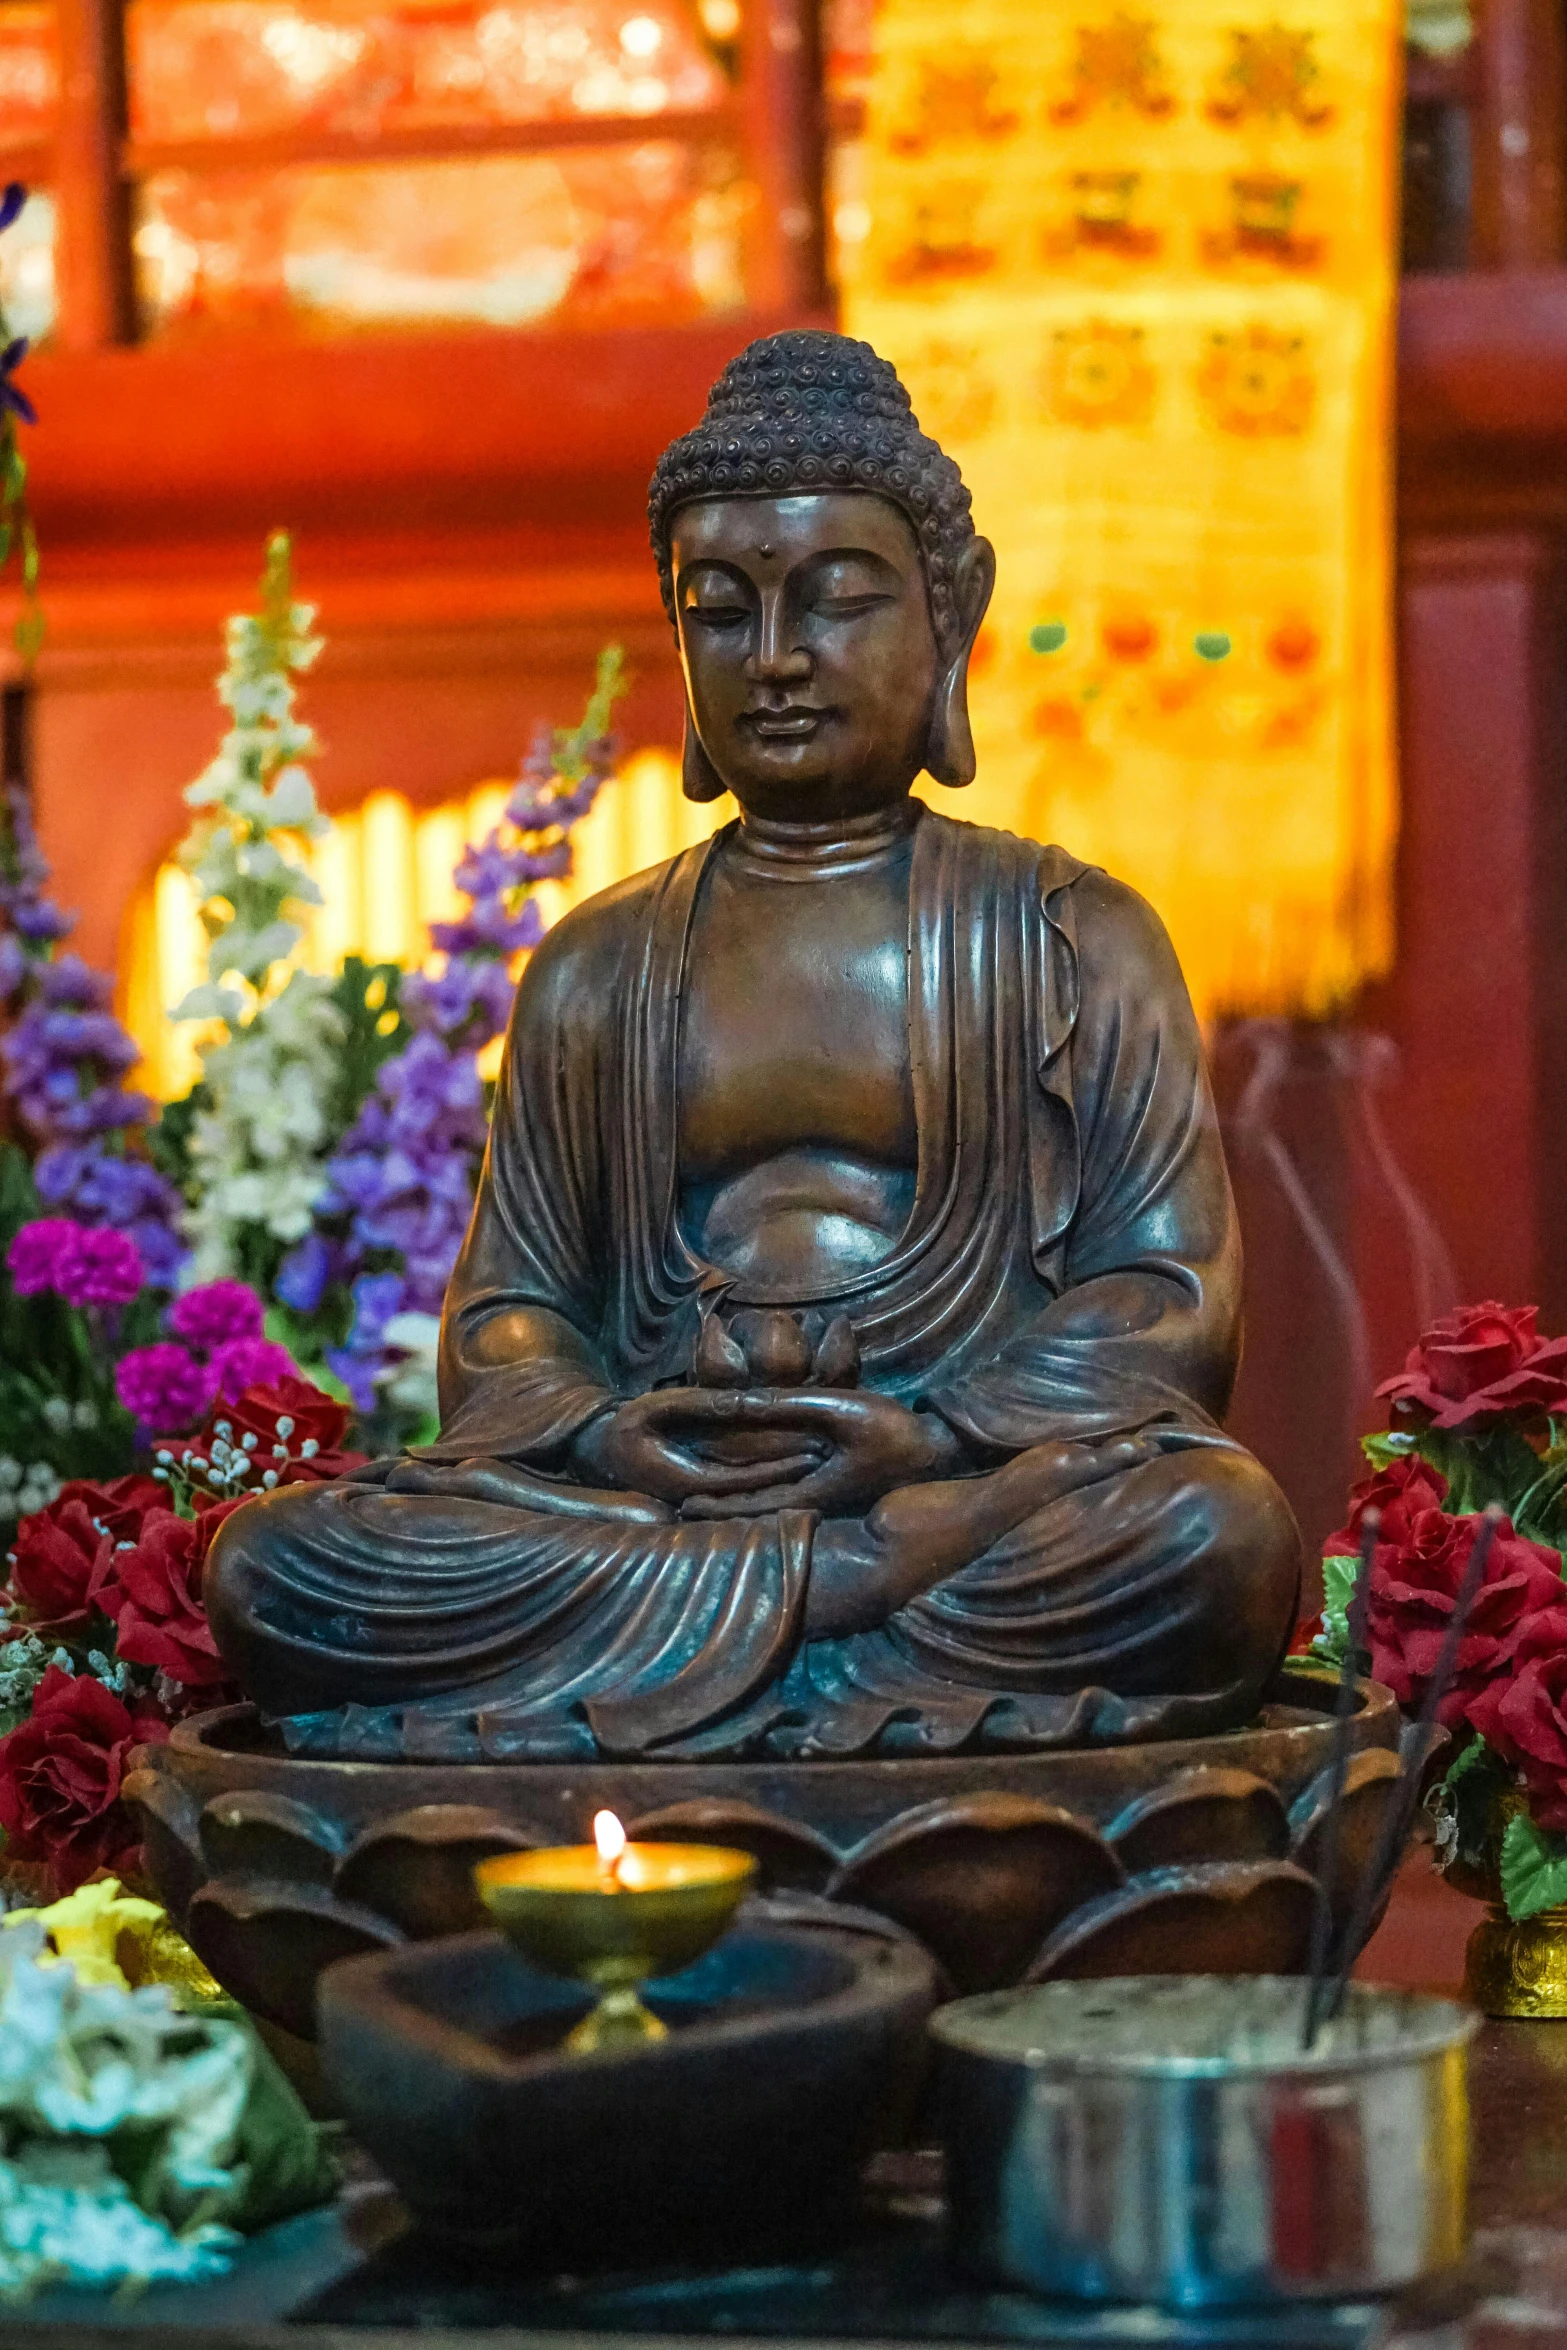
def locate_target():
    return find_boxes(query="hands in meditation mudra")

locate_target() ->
[206,331,1301,1761]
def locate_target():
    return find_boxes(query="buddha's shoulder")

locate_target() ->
[927,810,1176,968]
[515,850,695,1008]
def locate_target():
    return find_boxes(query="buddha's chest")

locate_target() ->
[676,852,917,1288]
[679,854,915,1173]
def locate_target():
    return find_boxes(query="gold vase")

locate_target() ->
[1463,1902,1567,2018]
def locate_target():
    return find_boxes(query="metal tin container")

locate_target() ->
[932,1975,1477,2309]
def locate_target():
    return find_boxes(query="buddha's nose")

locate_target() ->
[746,595,813,684]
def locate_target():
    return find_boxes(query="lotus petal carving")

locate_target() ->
[1106,1766,1289,1872]
[1028,1859,1317,1981]
[335,1806,544,1940]
[627,1801,837,1894]
[832,1795,1125,1994]
[198,1790,350,1887]
[1288,1747,1404,1939]
[184,1879,404,2040]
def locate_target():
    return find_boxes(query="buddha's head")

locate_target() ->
[649,331,995,823]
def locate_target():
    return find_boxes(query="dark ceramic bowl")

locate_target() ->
[317,1915,936,2268]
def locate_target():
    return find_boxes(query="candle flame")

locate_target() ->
[593,1810,627,1868]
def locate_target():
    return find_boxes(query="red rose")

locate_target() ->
[1467,1607,1567,1831]
[94,1504,242,1691]
[6,1477,164,1636]
[1376,1302,1567,1431]
[1325,1455,1450,1559]
[0,1665,168,1893]
[197,1376,363,1486]
[1364,1506,1566,1726]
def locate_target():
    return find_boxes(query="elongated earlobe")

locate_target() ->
[925,658,977,788]
[924,535,997,791]
[681,711,727,803]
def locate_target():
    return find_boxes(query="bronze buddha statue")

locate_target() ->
[206,329,1301,1763]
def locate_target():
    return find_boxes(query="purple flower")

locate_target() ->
[0,789,167,1178]
[326,1271,408,1411]
[114,1342,213,1434]
[1,336,35,428]
[32,1142,186,1291]
[168,1278,265,1351]
[6,1216,81,1296]
[208,1335,297,1400]
[428,896,545,957]
[402,958,515,1049]
[10,900,69,943]
[0,183,27,236]
[53,1224,144,1309]
[275,1233,336,1315]
[451,834,525,900]
[300,668,617,1403]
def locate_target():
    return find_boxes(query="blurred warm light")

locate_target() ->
[124,747,732,1100]
[839,0,1401,1023]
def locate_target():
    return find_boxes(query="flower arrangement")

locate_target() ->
[286,644,625,1423]
[0,1369,361,1899]
[0,241,629,1935]
[1313,1301,1567,1920]
[0,1882,334,2291]
[165,531,361,1289]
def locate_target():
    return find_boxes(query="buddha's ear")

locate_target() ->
[925,535,997,789]
[681,709,728,803]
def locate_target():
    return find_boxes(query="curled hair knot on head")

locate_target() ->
[648,328,976,654]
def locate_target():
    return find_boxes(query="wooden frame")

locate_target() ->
[1,0,827,354]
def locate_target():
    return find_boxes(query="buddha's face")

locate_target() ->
[671,492,941,821]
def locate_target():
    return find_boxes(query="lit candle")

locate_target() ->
[594,1808,627,1890]
[475,1817,757,2053]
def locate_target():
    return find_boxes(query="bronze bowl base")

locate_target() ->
[126,1670,1404,2042]
[316,1915,935,2267]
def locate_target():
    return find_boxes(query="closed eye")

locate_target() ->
[812,591,896,618]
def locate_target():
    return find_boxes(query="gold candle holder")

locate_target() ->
[475,1812,757,2055]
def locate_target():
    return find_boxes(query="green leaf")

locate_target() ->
[1510,1455,1567,1571]
[1445,1732,1490,1787]
[1418,1423,1542,1516]
[1500,1810,1567,1920]
[226,2007,341,2231]
[1360,1429,1416,1469]
[1312,1553,1359,1667]
[146,1085,208,1196]
[327,955,407,1133]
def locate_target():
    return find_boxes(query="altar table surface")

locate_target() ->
[0,1999,1563,2350]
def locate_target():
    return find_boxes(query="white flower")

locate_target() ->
[172,550,347,1282]
[16,1469,59,1516]
[379,1312,443,1420]
[0,1929,256,2290]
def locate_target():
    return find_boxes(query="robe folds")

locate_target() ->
[206,810,1301,1761]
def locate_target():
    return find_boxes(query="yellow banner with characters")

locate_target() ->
[840,2,1401,1020]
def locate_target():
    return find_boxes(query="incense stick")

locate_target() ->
[1301,1507,1379,2051]
[1318,1501,1503,2027]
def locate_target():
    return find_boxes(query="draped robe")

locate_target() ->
[206,811,1300,1760]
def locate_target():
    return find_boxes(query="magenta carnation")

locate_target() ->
[167,1278,264,1352]
[114,1342,213,1433]
[208,1335,297,1401]
[6,1217,82,1296]
[53,1223,144,1310]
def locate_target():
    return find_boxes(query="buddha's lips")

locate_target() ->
[742,706,828,741]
